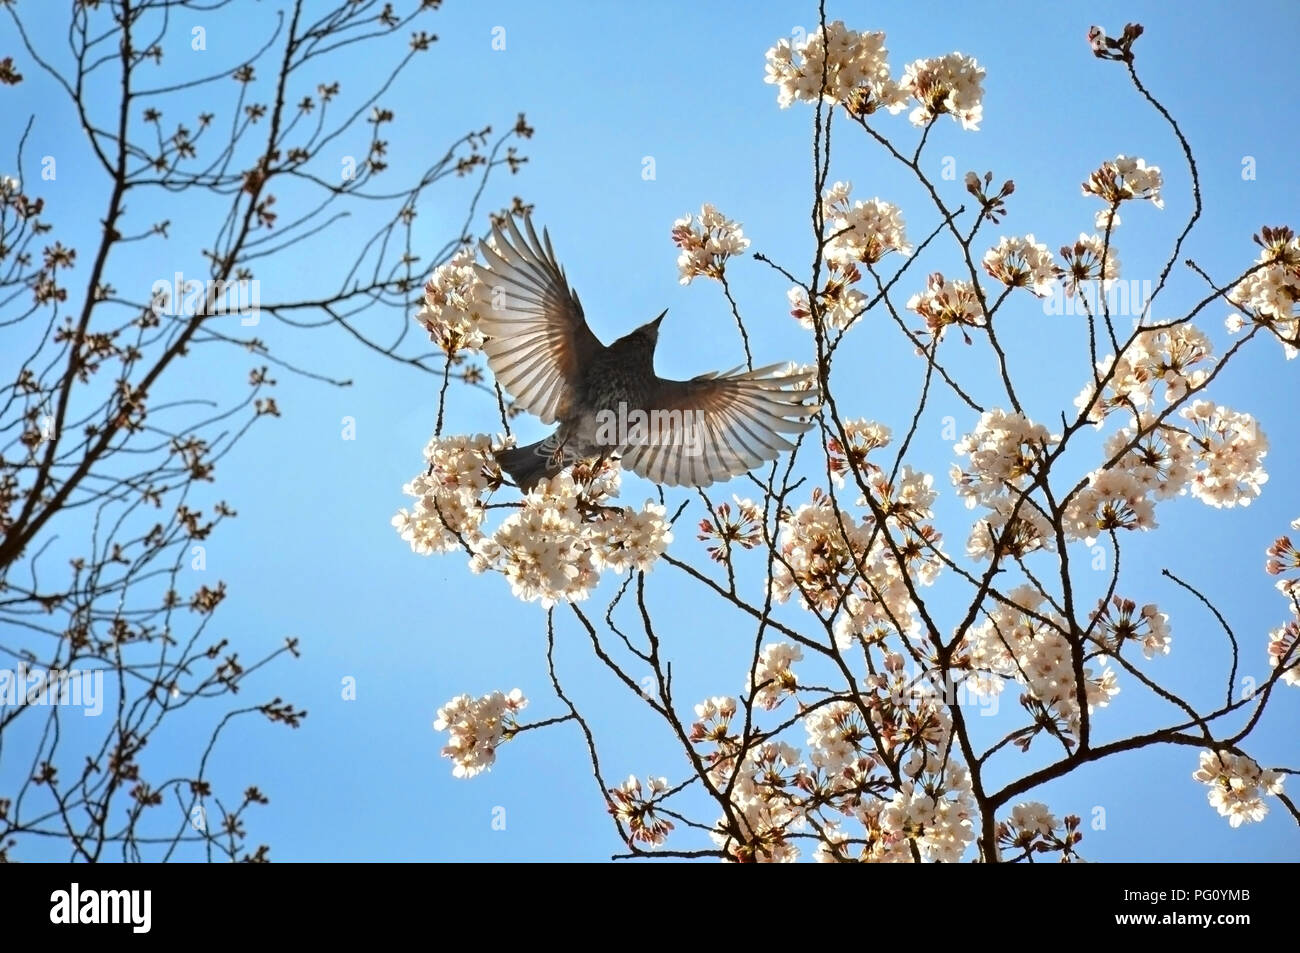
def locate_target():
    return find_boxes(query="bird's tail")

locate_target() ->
[495,438,562,493]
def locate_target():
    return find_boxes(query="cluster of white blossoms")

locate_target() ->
[862,465,939,525]
[392,433,499,554]
[1005,801,1057,839]
[394,442,672,606]
[806,674,975,861]
[1265,517,1300,687]
[778,361,820,392]
[827,417,892,487]
[433,688,528,779]
[671,204,751,284]
[1068,345,1262,541]
[804,700,873,773]
[1075,396,1266,530]
[965,497,1056,562]
[748,642,802,710]
[983,235,1058,297]
[1081,155,1164,230]
[682,649,983,862]
[907,272,986,340]
[416,247,486,355]
[768,488,937,650]
[689,699,801,862]
[996,802,1082,860]
[1226,225,1299,359]
[881,763,977,862]
[937,359,1268,704]
[470,475,604,604]
[1102,414,1195,501]
[898,53,986,130]
[606,775,674,847]
[787,261,869,332]
[950,412,1058,561]
[1269,619,1300,687]
[865,656,954,758]
[1089,595,1172,659]
[770,489,875,612]
[1178,400,1269,508]
[1192,750,1284,828]
[962,585,1119,736]
[786,181,908,336]
[763,21,905,114]
[952,410,1057,510]
[1057,233,1121,296]
[690,695,740,752]
[819,437,943,615]
[697,495,765,562]
[470,470,673,605]
[763,23,984,131]
[1061,466,1158,545]
[822,182,911,266]
[708,741,807,862]
[1075,324,1214,424]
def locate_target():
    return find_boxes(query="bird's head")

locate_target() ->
[638,309,667,341]
[622,309,667,350]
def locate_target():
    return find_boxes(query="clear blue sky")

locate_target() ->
[5,0,1298,861]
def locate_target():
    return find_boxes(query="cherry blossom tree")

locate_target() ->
[400,12,1299,861]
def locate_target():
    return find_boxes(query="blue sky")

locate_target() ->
[5,0,1299,861]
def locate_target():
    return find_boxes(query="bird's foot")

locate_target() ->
[577,500,626,522]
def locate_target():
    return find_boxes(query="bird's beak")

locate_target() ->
[648,309,667,331]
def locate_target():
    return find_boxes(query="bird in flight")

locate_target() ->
[474,215,818,491]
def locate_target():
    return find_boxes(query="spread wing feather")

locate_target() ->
[621,363,820,487]
[474,215,603,424]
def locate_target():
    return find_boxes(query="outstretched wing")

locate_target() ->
[474,215,604,424]
[621,364,819,487]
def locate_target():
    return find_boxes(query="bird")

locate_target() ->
[474,214,818,492]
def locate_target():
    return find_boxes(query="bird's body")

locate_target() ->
[578,329,660,422]
[494,325,660,489]
[475,215,817,492]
